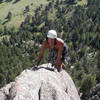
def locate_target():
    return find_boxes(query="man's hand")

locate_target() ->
[54,59,62,68]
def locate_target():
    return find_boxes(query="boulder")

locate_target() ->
[0,63,80,100]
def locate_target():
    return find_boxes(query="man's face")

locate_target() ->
[48,38,55,48]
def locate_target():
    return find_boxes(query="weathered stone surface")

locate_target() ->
[0,63,80,100]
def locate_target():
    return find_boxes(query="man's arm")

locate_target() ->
[55,46,63,67]
[36,42,46,66]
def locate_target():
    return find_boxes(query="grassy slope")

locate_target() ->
[0,0,87,29]
[0,0,48,28]
[77,0,87,5]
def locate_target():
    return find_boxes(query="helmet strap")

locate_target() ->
[54,38,57,45]
[46,37,48,41]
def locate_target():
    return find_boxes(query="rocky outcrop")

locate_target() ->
[0,63,80,100]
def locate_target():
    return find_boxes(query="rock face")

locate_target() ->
[0,63,80,100]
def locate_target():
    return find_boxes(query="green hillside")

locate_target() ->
[0,0,48,28]
[0,0,88,29]
[77,0,87,5]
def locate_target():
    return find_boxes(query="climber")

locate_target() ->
[36,30,70,72]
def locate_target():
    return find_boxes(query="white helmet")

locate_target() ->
[47,30,57,39]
